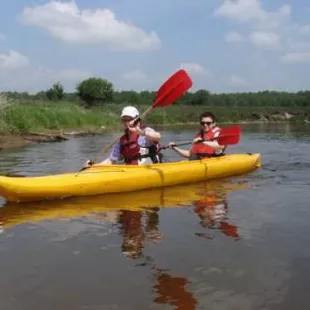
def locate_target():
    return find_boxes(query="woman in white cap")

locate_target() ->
[95,106,162,165]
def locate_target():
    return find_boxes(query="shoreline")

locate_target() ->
[0,128,106,151]
[0,120,308,151]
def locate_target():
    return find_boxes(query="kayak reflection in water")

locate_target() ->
[118,208,164,259]
[193,189,240,240]
[83,106,163,168]
[168,112,226,160]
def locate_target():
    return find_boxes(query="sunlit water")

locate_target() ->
[0,123,310,310]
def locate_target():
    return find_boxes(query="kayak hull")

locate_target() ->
[0,153,261,203]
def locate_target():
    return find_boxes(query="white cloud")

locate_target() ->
[280,52,310,64]
[122,70,147,80]
[213,0,310,63]
[230,75,248,87]
[249,31,281,50]
[0,50,29,70]
[225,31,244,42]
[18,0,161,51]
[180,63,212,77]
[214,0,291,29]
[214,0,262,23]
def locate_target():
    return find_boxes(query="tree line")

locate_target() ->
[1,77,310,107]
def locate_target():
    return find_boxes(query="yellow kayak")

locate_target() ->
[0,153,261,203]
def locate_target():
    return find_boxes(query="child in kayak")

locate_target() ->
[84,106,162,167]
[168,112,226,160]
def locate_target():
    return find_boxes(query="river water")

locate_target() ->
[0,123,309,310]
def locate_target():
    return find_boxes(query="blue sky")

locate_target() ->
[0,0,310,93]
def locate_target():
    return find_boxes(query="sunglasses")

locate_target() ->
[200,121,213,126]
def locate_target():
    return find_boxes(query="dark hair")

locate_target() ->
[199,112,216,122]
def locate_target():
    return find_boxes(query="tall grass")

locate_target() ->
[0,99,308,134]
[0,101,120,133]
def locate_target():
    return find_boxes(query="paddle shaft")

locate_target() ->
[160,139,213,150]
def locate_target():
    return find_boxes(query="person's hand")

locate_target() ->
[168,142,176,149]
[192,137,203,144]
[83,159,94,168]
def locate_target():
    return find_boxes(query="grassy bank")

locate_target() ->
[0,101,119,133]
[0,100,309,134]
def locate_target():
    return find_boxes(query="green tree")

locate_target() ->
[46,82,64,101]
[76,77,114,107]
[190,89,210,105]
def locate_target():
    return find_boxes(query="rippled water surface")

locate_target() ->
[0,123,310,310]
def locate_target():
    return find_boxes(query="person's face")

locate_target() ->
[200,117,215,132]
[121,116,134,129]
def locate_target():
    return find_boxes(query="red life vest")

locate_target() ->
[119,129,160,165]
[120,131,141,165]
[191,127,222,159]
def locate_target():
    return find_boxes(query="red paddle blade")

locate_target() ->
[155,69,189,99]
[153,69,192,108]
[218,126,241,145]
[155,76,192,107]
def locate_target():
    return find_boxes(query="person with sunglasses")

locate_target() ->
[168,112,226,160]
[83,106,162,167]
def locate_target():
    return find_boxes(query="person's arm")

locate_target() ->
[96,141,120,165]
[172,147,190,158]
[201,140,225,151]
[168,142,190,158]
[138,127,161,142]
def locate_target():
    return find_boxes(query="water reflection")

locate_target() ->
[0,178,250,309]
[117,207,165,259]
[118,210,145,259]
[113,181,248,309]
[117,206,198,309]
[193,185,240,240]
[153,269,197,310]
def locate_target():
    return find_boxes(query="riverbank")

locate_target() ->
[0,101,309,150]
[0,129,105,150]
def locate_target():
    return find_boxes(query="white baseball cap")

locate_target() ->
[121,106,140,118]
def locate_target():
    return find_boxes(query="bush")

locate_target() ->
[76,77,114,107]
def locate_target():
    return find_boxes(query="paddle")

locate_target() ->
[80,69,193,170]
[160,125,241,150]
